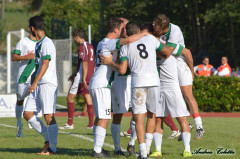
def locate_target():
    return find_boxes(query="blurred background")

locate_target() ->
[0,0,240,94]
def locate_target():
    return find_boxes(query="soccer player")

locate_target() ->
[153,14,205,139]
[101,21,174,159]
[12,29,36,137]
[89,18,148,158]
[23,16,58,155]
[59,28,95,130]
[139,23,192,157]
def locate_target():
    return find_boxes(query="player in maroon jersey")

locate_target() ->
[59,28,95,129]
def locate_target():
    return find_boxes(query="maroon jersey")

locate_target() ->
[77,42,95,83]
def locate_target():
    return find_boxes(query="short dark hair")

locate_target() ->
[108,17,123,33]
[126,21,139,36]
[202,56,209,60]
[140,22,154,33]
[72,28,85,39]
[153,14,170,30]
[29,16,44,30]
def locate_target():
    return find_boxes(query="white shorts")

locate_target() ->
[177,61,193,86]
[156,90,190,117]
[69,72,81,95]
[90,88,111,119]
[111,76,131,114]
[24,84,58,114]
[16,83,30,101]
[131,86,159,115]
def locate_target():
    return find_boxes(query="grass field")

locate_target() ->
[0,116,239,159]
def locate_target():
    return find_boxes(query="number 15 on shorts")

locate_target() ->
[105,109,111,115]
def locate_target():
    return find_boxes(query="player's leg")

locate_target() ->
[176,116,192,157]
[90,88,111,157]
[84,93,94,128]
[150,117,164,157]
[38,84,58,154]
[127,115,137,155]
[164,114,181,139]
[66,93,76,128]
[181,85,204,139]
[145,110,156,155]
[23,89,49,152]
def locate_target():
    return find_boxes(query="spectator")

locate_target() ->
[194,56,216,77]
[216,56,232,77]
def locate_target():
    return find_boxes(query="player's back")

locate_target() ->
[121,34,160,88]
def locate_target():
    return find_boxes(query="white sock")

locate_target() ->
[129,120,137,146]
[139,143,147,157]
[182,132,191,152]
[194,117,203,129]
[111,123,121,152]
[145,133,153,155]
[15,104,23,126]
[154,132,163,152]
[94,126,106,153]
[28,116,48,142]
[47,124,58,152]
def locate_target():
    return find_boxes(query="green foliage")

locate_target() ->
[193,76,240,112]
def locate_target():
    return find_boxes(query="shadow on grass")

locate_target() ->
[0,148,94,156]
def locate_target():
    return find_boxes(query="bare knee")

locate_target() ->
[23,111,34,121]
[67,93,75,103]
[44,114,56,125]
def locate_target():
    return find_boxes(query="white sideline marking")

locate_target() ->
[56,104,67,108]
[0,123,127,152]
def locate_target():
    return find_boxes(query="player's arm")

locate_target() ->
[100,54,128,75]
[181,48,194,78]
[28,59,49,93]
[194,66,199,76]
[82,61,88,89]
[119,32,149,46]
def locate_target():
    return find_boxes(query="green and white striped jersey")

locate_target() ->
[13,37,36,84]
[159,23,186,63]
[34,36,58,86]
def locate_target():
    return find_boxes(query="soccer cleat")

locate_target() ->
[183,150,192,157]
[86,126,93,129]
[168,130,181,139]
[114,150,126,156]
[16,124,23,137]
[127,144,136,156]
[150,150,162,157]
[138,154,147,159]
[92,150,111,158]
[41,141,49,153]
[58,123,74,130]
[28,123,33,129]
[37,148,56,155]
[121,131,131,138]
[195,128,205,140]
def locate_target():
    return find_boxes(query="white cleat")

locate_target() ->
[168,130,181,139]
[16,124,23,137]
[59,123,74,130]
[28,123,33,129]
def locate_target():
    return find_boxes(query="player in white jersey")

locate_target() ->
[12,31,36,137]
[153,14,204,140]
[23,16,58,155]
[101,21,177,159]
[89,18,148,158]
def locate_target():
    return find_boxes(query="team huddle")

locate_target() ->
[13,15,204,158]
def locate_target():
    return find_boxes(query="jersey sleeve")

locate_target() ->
[41,42,52,60]
[153,36,164,52]
[107,39,120,51]
[13,40,22,55]
[119,45,128,62]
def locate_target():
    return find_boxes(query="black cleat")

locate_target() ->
[92,150,111,158]
[114,150,126,156]
[127,144,136,156]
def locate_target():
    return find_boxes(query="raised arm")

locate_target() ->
[119,32,149,46]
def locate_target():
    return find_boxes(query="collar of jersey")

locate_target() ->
[27,36,37,42]
[37,35,46,44]
[165,23,171,42]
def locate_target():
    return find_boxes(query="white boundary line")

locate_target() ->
[56,104,67,109]
[0,123,127,151]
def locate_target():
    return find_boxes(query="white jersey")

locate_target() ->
[120,35,163,88]
[34,36,58,86]
[159,23,185,62]
[13,37,37,83]
[89,38,120,89]
[159,55,180,90]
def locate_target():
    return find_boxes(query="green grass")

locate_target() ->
[0,117,239,159]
